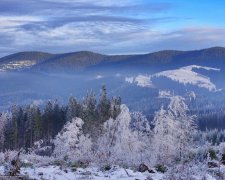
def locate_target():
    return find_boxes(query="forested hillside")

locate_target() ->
[0,86,121,151]
[1,47,225,72]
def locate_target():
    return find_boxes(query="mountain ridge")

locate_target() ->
[0,47,225,72]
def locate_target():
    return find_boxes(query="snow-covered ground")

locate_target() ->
[0,60,36,71]
[125,75,153,87]
[1,163,223,180]
[125,65,220,91]
[0,165,164,180]
[155,65,219,91]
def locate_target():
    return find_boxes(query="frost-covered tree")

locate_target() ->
[96,105,151,166]
[152,95,196,164]
[0,112,11,150]
[130,112,151,134]
[53,117,92,161]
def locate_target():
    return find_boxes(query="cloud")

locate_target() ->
[0,0,224,57]
[0,0,176,56]
[0,16,42,29]
[0,0,171,16]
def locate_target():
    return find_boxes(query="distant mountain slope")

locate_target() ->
[0,52,54,71]
[33,51,106,72]
[98,47,225,70]
[0,51,54,63]
[0,47,225,72]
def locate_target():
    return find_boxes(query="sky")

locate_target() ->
[0,0,225,57]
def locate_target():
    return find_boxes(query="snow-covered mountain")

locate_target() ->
[125,65,221,92]
[155,65,220,91]
[0,47,225,72]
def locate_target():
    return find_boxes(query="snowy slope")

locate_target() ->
[0,60,37,72]
[125,65,220,91]
[155,65,220,91]
[125,75,153,88]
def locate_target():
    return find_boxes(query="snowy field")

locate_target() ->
[0,164,223,180]
[0,165,164,180]
[125,65,220,91]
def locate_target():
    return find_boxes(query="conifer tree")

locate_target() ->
[43,101,54,141]
[82,91,98,135]
[98,85,110,122]
[110,96,121,119]
[66,96,80,122]
[33,106,42,141]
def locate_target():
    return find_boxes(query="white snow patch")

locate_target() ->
[95,75,103,79]
[125,75,153,88]
[158,90,172,98]
[135,75,153,87]
[31,99,44,106]
[189,91,196,100]
[155,65,219,91]
[183,65,220,72]
[0,60,36,71]
[125,76,134,83]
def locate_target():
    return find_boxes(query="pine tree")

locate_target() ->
[66,96,80,122]
[43,101,54,141]
[33,106,42,141]
[98,85,110,122]
[11,105,23,150]
[82,91,98,135]
[53,99,61,136]
[110,97,121,119]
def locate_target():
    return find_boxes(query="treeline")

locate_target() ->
[0,86,121,151]
[191,109,225,130]
[195,129,225,145]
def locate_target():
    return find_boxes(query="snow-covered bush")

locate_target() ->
[29,139,54,156]
[20,153,54,166]
[0,150,18,166]
[166,161,210,179]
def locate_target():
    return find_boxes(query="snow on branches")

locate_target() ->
[53,94,196,167]
[96,105,151,166]
[152,92,196,164]
[53,118,92,161]
[0,112,11,150]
